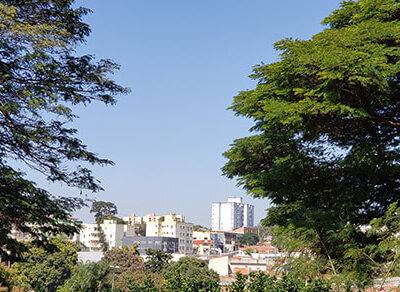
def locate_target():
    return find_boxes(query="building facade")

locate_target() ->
[212,197,255,231]
[122,236,179,255]
[145,214,193,253]
[193,229,212,255]
[78,219,136,251]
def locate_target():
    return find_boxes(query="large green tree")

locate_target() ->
[101,246,144,273]
[237,233,259,246]
[11,238,78,292]
[223,0,400,287]
[144,248,172,273]
[90,201,118,223]
[0,0,128,260]
[57,261,112,292]
[163,257,220,292]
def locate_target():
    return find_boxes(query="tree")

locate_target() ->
[237,233,259,246]
[163,257,220,292]
[231,272,331,292]
[122,243,140,256]
[101,247,144,273]
[90,201,118,222]
[144,248,172,273]
[0,0,128,260]
[115,271,164,292]
[257,223,277,241]
[135,223,146,236]
[0,264,12,291]
[57,262,111,292]
[222,0,400,287]
[11,238,78,292]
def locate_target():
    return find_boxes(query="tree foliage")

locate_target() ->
[11,238,78,292]
[57,261,111,292]
[222,0,400,286]
[90,201,118,222]
[0,0,128,259]
[0,264,12,290]
[231,272,331,292]
[101,247,144,273]
[238,233,259,246]
[115,271,164,292]
[144,248,172,273]
[163,257,220,292]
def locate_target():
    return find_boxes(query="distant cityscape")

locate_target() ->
[77,197,255,255]
[10,196,285,281]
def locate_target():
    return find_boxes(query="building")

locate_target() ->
[211,230,240,253]
[10,217,82,243]
[123,212,165,226]
[122,236,179,255]
[193,229,212,255]
[212,197,255,231]
[229,256,272,275]
[78,219,136,251]
[237,243,284,263]
[145,214,193,253]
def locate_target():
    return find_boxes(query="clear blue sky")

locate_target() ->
[33,0,343,226]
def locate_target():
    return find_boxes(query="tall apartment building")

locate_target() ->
[212,197,255,231]
[146,214,193,253]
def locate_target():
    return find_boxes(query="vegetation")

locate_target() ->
[0,264,11,291]
[237,233,259,246]
[101,246,144,273]
[145,248,172,273]
[163,257,220,291]
[193,225,208,231]
[231,272,331,292]
[223,0,400,287]
[58,262,111,292]
[11,238,78,292]
[257,223,277,241]
[135,223,147,236]
[0,0,128,260]
[91,201,119,223]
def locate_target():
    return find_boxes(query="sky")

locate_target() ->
[28,0,343,226]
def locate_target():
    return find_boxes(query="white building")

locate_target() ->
[78,219,136,251]
[212,197,255,231]
[146,214,193,253]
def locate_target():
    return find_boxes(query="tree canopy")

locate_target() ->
[163,257,220,292]
[101,247,144,273]
[223,0,400,286]
[0,0,127,259]
[57,261,111,292]
[237,233,259,246]
[145,248,172,273]
[11,238,78,292]
[90,201,118,222]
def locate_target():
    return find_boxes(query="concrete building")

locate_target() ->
[212,197,255,231]
[211,230,240,253]
[146,214,193,253]
[209,256,231,276]
[193,229,212,255]
[78,219,136,251]
[122,236,179,255]
[10,217,82,243]
[229,256,271,275]
[123,212,186,226]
